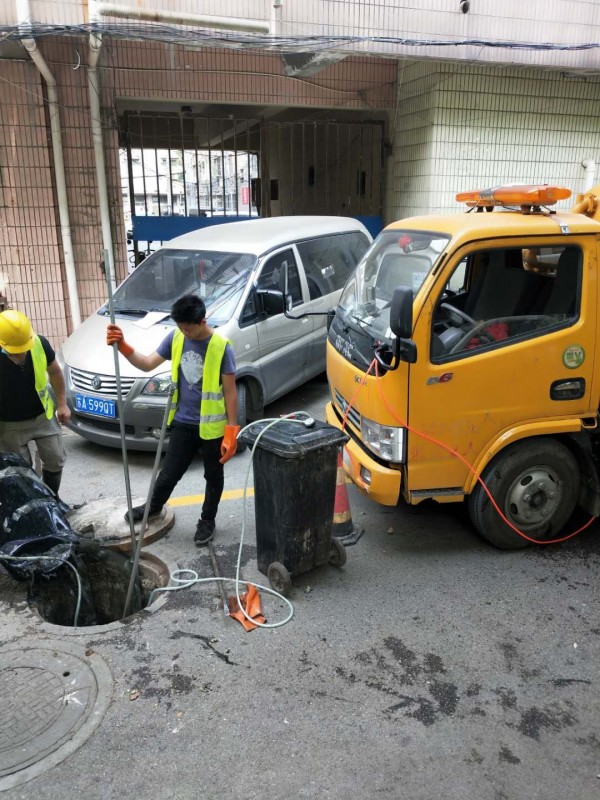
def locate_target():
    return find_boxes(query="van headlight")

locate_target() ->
[361,416,405,462]
[142,372,172,395]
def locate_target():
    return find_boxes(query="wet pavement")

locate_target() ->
[1,374,599,799]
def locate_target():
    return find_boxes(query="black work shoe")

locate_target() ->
[124,504,163,524]
[194,519,215,546]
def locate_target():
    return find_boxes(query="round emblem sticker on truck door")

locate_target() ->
[562,345,585,369]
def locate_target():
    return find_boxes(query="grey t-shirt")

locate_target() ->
[157,331,236,425]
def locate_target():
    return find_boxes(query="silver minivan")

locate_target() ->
[59,216,372,449]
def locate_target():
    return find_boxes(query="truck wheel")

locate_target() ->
[468,438,579,550]
[235,381,247,453]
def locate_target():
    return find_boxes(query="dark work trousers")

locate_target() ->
[150,421,224,522]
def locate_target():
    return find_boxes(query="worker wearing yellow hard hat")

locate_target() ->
[0,309,70,496]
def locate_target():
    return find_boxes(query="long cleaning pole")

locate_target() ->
[102,248,137,551]
[122,381,175,618]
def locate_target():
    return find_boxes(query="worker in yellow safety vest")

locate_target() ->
[107,293,239,546]
[0,309,70,495]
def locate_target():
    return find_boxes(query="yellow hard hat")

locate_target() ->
[0,310,34,354]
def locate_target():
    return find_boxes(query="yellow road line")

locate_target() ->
[168,474,349,508]
[168,487,254,507]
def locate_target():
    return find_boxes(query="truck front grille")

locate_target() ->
[334,389,361,430]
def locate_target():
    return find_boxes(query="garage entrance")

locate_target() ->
[119,109,384,264]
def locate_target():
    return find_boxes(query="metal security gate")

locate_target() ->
[264,119,384,223]
[119,111,384,263]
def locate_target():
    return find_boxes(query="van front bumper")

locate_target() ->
[64,368,169,451]
[325,402,402,506]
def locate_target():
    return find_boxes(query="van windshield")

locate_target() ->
[110,248,258,324]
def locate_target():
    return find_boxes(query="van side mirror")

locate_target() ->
[257,288,285,316]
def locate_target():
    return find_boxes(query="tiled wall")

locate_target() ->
[387,61,600,223]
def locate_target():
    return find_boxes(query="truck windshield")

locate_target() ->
[110,248,258,324]
[338,230,449,336]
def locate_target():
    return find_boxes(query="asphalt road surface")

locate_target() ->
[1,374,599,799]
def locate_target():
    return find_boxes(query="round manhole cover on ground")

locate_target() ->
[0,640,112,791]
[67,496,174,551]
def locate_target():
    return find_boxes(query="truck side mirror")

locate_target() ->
[389,287,413,339]
[382,286,417,366]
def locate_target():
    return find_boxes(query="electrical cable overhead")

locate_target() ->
[1,22,599,56]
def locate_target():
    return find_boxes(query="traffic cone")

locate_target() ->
[332,450,364,546]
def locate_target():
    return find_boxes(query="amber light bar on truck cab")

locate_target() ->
[456,184,571,209]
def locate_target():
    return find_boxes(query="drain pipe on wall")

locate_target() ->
[271,0,284,35]
[16,0,82,328]
[582,159,597,192]
[88,0,117,293]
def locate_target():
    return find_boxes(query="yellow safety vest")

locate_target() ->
[31,335,54,420]
[167,329,229,439]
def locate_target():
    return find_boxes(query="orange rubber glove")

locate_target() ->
[106,324,134,357]
[219,425,240,464]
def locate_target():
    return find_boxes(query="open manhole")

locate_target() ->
[28,549,170,629]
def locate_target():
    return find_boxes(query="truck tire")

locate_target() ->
[235,381,247,453]
[468,438,579,550]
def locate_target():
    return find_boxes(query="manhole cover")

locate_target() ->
[67,496,174,551]
[0,640,112,791]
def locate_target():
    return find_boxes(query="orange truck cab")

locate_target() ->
[325,184,600,549]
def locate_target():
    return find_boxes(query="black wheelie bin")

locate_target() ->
[240,418,349,595]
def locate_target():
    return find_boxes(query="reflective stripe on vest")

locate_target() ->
[31,335,54,420]
[167,329,229,439]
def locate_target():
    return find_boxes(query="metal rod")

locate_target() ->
[180,113,188,216]
[102,248,137,552]
[125,114,138,266]
[207,541,230,617]
[122,382,175,618]
[153,116,161,217]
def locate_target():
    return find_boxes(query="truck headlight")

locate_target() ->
[141,372,172,395]
[361,416,405,462]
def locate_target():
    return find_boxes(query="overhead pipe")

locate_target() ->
[95,3,271,33]
[16,0,82,328]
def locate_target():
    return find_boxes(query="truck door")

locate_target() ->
[406,239,597,494]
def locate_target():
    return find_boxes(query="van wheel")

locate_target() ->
[235,381,247,453]
[468,438,579,550]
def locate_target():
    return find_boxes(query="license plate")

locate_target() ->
[75,394,116,418]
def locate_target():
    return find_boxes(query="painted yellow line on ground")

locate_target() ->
[168,474,349,508]
[168,487,254,507]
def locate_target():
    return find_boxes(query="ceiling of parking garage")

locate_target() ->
[114,99,387,126]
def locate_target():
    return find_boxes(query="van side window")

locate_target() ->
[257,249,302,310]
[297,232,370,299]
[431,245,582,360]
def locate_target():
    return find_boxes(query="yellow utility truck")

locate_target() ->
[325,185,600,549]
